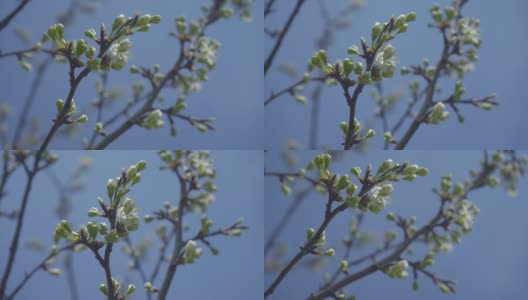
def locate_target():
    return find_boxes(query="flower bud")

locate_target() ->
[107,178,117,199]
[112,14,127,33]
[106,229,119,243]
[137,24,150,32]
[150,15,162,24]
[85,29,97,40]
[176,17,186,35]
[87,222,98,239]
[144,281,155,292]
[306,228,315,242]
[122,197,135,214]
[56,99,65,114]
[125,284,136,296]
[406,12,417,22]
[350,167,361,178]
[342,58,354,77]
[354,62,363,75]
[371,22,383,42]
[117,39,131,53]
[99,222,108,235]
[347,45,360,56]
[136,160,147,171]
[416,167,429,176]
[336,174,351,190]
[95,122,104,135]
[394,14,406,28]
[99,284,108,296]
[219,8,234,18]
[47,268,61,276]
[88,207,101,218]
[364,129,376,139]
[76,114,88,123]
[346,184,357,195]
[345,196,360,209]
[137,14,151,26]
[339,260,348,273]
[87,58,101,71]
[19,60,32,72]
[75,39,88,56]
[430,102,449,124]
[280,183,291,196]
[358,71,372,85]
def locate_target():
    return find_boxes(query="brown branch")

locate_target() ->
[394,0,468,149]
[157,167,190,300]
[308,204,445,300]
[5,244,76,300]
[0,154,42,298]
[91,5,225,149]
[265,177,375,298]
[308,152,499,299]
[394,31,450,150]
[264,0,306,75]
[264,186,312,256]
[264,0,278,17]
[264,76,324,106]
[11,59,52,148]
[0,0,31,32]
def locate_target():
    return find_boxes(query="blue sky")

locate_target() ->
[0,150,263,299]
[265,0,528,149]
[0,0,263,149]
[265,151,528,299]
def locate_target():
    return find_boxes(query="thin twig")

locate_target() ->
[0,0,31,32]
[264,0,306,75]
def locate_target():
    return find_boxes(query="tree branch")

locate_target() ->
[0,0,31,32]
[264,0,306,75]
